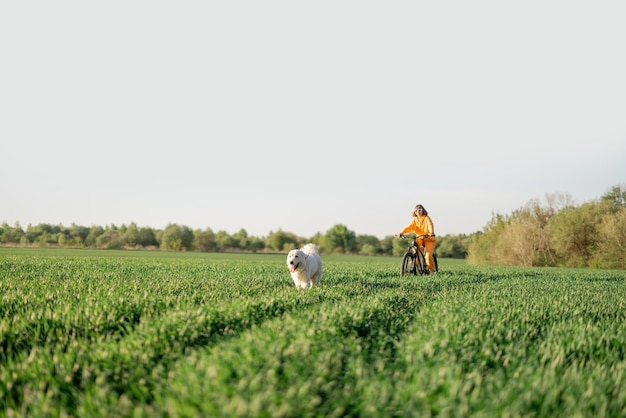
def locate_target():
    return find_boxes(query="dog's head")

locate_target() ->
[286,248,304,273]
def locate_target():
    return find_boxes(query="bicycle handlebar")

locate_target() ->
[397,234,435,239]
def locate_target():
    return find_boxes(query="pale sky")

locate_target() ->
[1,2,625,239]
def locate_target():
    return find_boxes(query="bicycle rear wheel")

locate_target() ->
[401,252,416,275]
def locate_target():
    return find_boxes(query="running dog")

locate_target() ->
[286,243,323,289]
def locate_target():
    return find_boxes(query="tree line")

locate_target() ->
[467,184,626,269]
[2,184,624,268]
[0,220,471,258]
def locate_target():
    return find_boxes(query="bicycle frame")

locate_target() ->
[399,234,438,276]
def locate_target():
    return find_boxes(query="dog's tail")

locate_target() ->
[302,243,319,254]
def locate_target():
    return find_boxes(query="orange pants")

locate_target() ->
[416,238,436,272]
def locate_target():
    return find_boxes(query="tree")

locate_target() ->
[499,216,549,266]
[137,227,158,247]
[266,230,300,252]
[160,224,194,251]
[467,213,506,265]
[392,235,409,257]
[84,225,105,247]
[547,201,611,267]
[501,202,554,266]
[25,223,60,245]
[123,222,140,247]
[435,234,470,259]
[233,229,249,250]
[323,224,357,254]
[68,223,89,246]
[601,184,626,209]
[0,222,24,244]
[96,225,125,249]
[468,196,558,266]
[378,235,394,256]
[308,232,324,249]
[215,230,238,252]
[356,234,382,255]
[194,228,217,252]
[247,236,266,253]
[595,206,626,269]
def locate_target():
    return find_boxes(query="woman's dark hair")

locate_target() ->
[413,204,428,216]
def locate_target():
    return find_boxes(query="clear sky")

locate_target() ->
[2,2,625,239]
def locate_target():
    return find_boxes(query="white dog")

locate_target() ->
[286,243,323,289]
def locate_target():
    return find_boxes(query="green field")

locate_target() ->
[1,248,625,417]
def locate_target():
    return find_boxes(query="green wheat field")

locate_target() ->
[1,248,625,417]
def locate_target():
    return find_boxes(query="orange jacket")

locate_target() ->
[400,215,436,242]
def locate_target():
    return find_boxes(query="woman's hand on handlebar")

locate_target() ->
[398,234,435,239]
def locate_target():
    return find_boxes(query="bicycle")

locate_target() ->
[398,234,438,276]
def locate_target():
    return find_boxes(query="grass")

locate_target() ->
[1,248,625,417]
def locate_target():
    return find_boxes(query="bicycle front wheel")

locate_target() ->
[401,252,416,275]
[416,250,428,275]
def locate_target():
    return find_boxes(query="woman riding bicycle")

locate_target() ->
[396,204,437,273]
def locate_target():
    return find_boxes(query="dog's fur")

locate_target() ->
[286,243,323,289]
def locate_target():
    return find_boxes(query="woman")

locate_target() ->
[396,204,437,273]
